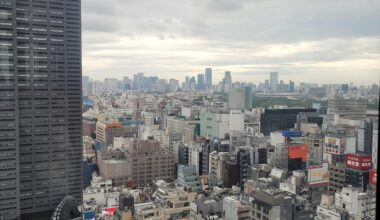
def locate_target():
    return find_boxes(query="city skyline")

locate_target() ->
[82,0,380,84]
[0,0,378,219]
[84,71,379,87]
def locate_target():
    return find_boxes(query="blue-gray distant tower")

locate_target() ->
[205,68,212,89]
[197,74,205,91]
[0,0,82,219]
[224,71,232,93]
[270,72,278,92]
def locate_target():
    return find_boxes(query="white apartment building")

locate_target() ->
[334,185,376,219]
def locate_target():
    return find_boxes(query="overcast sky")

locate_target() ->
[82,0,380,85]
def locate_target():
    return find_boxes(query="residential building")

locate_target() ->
[334,185,376,219]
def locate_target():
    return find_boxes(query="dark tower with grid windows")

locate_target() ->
[0,0,82,219]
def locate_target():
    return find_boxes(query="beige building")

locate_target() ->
[135,202,160,220]
[209,151,229,186]
[97,150,131,187]
[166,116,198,141]
[184,124,196,144]
[128,140,175,186]
[160,189,197,220]
[96,121,126,147]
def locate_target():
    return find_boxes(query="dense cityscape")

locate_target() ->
[0,0,378,220]
[79,71,378,220]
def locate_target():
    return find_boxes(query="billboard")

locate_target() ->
[325,137,341,147]
[282,130,302,138]
[324,137,342,155]
[369,169,377,185]
[83,210,95,220]
[288,144,307,162]
[83,99,94,106]
[308,163,329,185]
[345,154,372,171]
[101,207,116,216]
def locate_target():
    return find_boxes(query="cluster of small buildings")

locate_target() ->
[80,72,378,220]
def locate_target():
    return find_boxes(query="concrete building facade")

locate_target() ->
[0,0,82,219]
[96,122,126,147]
[127,140,175,186]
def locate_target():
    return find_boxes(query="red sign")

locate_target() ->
[288,144,307,162]
[345,154,372,171]
[369,169,377,185]
[101,207,116,215]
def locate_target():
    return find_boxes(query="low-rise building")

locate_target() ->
[159,188,197,220]
[177,165,201,193]
[97,149,131,187]
[334,185,376,219]
[96,121,127,147]
[223,196,251,220]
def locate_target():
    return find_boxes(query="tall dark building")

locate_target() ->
[296,112,323,129]
[201,139,229,175]
[0,0,82,219]
[260,109,317,136]
[237,147,251,190]
[178,144,189,166]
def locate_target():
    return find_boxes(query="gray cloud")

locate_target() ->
[82,0,380,85]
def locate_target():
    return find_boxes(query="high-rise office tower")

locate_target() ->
[133,72,144,90]
[228,87,253,110]
[289,80,295,93]
[189,77,197,91]
[0,1,82,219]
[205,68,212,89]
[224,71,232,93]
[197,73,205,91]
[224,71,232,84]
[270,72,278,92]
[264,79,270,92]
[228,88,246,110]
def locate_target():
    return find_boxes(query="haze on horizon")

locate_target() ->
[82,0,380,85]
